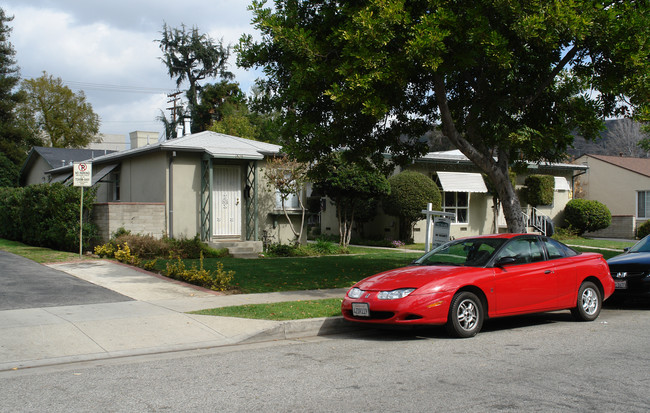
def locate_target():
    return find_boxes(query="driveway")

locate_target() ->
[0,251,131,311]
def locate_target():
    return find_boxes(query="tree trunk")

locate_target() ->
[434,74,526,234]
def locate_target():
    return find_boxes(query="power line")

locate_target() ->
[20,76,176,95]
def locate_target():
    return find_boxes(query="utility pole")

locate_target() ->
[166,91,183,139]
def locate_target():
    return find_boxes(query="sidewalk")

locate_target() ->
[0,260,353,372]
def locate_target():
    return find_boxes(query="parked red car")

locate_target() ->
[342,234,615,338]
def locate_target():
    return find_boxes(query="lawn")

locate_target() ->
[0,239,88,263]
[152,248,423,294]
[191,298,343,321]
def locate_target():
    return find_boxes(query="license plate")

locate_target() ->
[352,302,370,317]
[615,280,627,289]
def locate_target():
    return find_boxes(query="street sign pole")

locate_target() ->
[79,187,84,258]
[73,162,92,258]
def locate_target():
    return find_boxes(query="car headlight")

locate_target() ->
[378,288,416,300]
[347,287,364,299]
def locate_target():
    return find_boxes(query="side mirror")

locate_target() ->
[624,247,630,252]
[495,256,516,267]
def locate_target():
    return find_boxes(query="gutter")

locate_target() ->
[168,151,175,238]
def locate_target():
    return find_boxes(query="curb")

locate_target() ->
[0,317,366,373]
[240,316,367,344]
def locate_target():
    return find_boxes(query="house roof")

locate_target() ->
[46,131,283,174]
[418,150,588,171]
[20,146,116,184]
[581,154,650,178]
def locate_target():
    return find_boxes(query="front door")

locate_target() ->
[213,165,241,238]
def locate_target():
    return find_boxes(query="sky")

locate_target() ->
[0,0,262,141]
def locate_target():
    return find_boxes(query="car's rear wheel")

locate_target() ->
[571,281,602,321]
[446,291,483,338]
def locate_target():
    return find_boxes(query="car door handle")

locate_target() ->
[544,270,554,274]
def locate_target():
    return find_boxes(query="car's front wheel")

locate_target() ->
[446,291,484,338]
[571,281,602,321]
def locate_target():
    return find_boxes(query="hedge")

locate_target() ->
[0,183,98,252]
[523,175,554,206]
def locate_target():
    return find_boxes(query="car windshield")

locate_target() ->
[414,238,507,267]
[628,236,650,253]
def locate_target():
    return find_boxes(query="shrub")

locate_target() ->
[523,175,554,206]
[383,171,441,242]
[94,243,116,258]
[564,199,611,235]
[114,234,171,259]
[164,252,234,291]
[0,183,97,252]
[637,220,650,239]
[311,238,339,255]
[266,243,296,257]
[113,242,141,266]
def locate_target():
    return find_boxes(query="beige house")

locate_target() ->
[45,131,302,256]
[574,154,650,238]
[321,150,587,242]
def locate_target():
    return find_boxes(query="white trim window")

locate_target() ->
[433,172,488,224]
[443,191,469,223]
[112,171,120,201]
[275,190,300,210]
[638,191,650,219]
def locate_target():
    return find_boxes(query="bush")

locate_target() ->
[114,234,171,259]
[564,199,611,235]
[637,220,650,239]
[523,175,554,206]
[164,252,234,291]
[383,171,441,242]
[0,183,98,252]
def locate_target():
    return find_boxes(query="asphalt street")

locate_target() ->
[0,251,131,311]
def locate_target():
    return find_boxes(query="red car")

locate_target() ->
[342,234,614,338]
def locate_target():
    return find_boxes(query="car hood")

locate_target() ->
[354,265,485,293]
[607,251,650,269]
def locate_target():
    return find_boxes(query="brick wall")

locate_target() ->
[584,215,636,239]
[93,202,166,242]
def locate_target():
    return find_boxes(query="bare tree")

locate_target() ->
[605,119,650,157]
[264,157,308,244]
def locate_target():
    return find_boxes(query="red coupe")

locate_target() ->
[341,234,615,338]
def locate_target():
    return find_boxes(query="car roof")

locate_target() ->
[456,233,529,241]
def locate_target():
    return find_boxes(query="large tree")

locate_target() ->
[18,72,100,148]
[157,23,233,133]
[0,8,39,185]
[238,0,650,233]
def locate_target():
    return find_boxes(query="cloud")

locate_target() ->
[1,0,262,137]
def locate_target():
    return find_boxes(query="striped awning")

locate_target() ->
[437,172,488,193]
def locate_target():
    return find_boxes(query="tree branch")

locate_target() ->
[522,45,579,108]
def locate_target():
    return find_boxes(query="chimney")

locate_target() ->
[130,131,158,148]
[183,117,191,136]
[176,124,184,139]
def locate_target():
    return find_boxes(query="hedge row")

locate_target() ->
[0,183,98,252]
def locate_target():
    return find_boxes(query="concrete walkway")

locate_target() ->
[0,260,352,371]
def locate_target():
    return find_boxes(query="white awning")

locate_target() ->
[437,172,488,193]
[554,176,571,191]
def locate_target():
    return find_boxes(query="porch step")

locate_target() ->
[208,240,262,259]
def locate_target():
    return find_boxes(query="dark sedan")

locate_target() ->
[607,236,650,298]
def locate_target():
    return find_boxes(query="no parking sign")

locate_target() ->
[73,162,92,187]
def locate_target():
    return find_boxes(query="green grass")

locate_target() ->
[191,298,343,320]
[559,237,635,250]
[0,239,90,263]
[152,248,422,294]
